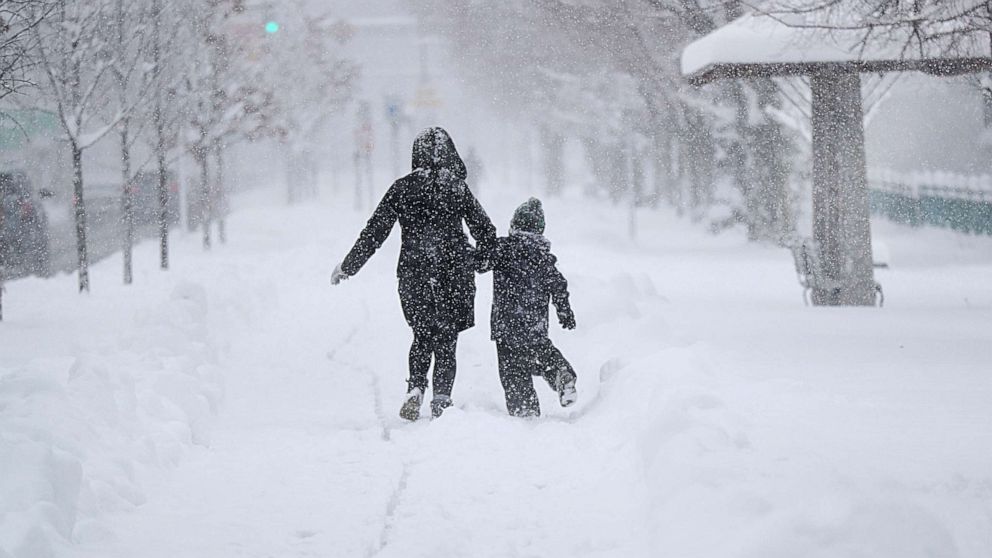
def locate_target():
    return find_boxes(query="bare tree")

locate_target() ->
[106,0,158,285]
[0,0,53,103]
[148,0,183,270]
[184,0,273,249]
[757,1,992,150]
[33,0,125,293]
[1,1,55,317]
[755,1,992,56]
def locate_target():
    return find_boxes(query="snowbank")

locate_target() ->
[0,232,258,556]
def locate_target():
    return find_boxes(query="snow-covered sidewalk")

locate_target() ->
[3,187,991,557]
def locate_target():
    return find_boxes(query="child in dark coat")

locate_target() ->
[489,198,577,417]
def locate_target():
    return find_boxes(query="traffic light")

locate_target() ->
[265,21,280,34]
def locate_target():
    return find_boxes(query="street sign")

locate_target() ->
[413,86,442,110]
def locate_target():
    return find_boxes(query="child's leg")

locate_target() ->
[431,330,458,397]
[535,339,576,390]
[496,343,541,417]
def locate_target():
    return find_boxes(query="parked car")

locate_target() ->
[86,170,181,227]
[0,171,51,276]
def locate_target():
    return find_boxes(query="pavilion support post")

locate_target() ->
[810,70,876,306]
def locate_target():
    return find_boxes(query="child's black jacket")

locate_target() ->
[490,231,574,346]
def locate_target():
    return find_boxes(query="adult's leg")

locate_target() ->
[497,343,541,417]
[399,273,437,392]
[431,330,458,397]
[408,328,435,392]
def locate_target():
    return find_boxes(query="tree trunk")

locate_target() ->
[686,112,715,219]
[632,144,645,207]
[199,151,211,250]
[671,124,686,216]
[286,145,297,204]
[753,116,793,239]
[726,81,759,240]
[652,130,671,209]
[355,149,375,210]
[541,126,565,197]
[156,128,169,269]
[151,0,169,270]
[810,70,875,306]
[214,141,226,245]
[626,140,638,241]
[353,152,361,210]
[0,185,5,321]
[121,128,134,285]
[607,143,626,203]
[72,141,90,292]
[390,119,400,181]
[306,151,318,198]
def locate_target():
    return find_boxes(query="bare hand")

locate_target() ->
[330,264,349,286]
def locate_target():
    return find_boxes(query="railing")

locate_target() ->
[868,168,992,235]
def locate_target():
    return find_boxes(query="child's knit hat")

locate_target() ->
[510,197,545,234]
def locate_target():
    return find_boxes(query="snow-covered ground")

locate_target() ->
[2,183,990,558]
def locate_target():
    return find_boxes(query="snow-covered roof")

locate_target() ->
[682,13,992,85]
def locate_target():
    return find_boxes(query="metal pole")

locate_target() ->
[391,119,399,179]
[810,70,875,306]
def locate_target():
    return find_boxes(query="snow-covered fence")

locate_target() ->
[868,168,992,235]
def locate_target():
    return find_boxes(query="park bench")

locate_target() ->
[788,238,884,307]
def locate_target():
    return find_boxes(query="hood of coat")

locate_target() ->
[412,127,467,182]
[508,229,550,252]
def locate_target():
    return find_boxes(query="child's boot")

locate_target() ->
[557,371,577,407]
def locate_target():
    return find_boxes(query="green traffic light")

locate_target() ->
[265,21,279,34]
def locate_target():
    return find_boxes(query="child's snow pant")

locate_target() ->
[496,339,576,417]
[408,328,458,396]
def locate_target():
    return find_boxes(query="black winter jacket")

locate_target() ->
[341,128,496,334]
[490,231,573,346]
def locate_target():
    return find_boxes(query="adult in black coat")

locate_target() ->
[331,127,496,420]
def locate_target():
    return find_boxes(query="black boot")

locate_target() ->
[430,394,453,418]
[556,371,577,407]
[399,387,424,421]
